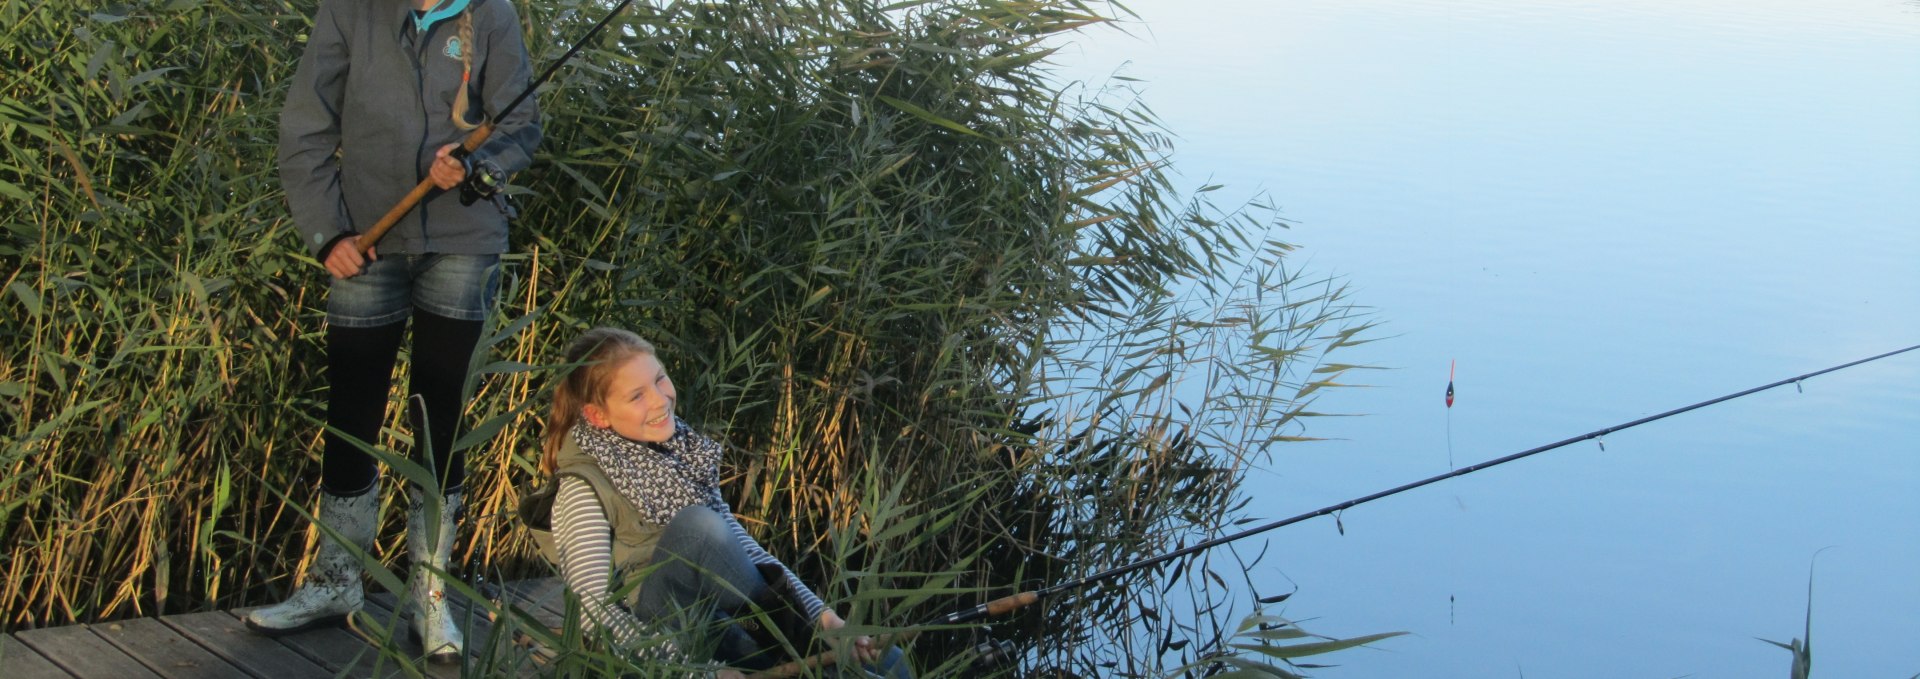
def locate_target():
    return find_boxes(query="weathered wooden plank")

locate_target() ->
[350,593,410,644]
[400,577,644,672]
[15,625,164,679]
[92,617,252,679]
[446,587,506,657]
[519,578,569,618]
[458,598,553,675]
[494,578,577,668]
[227,608,399,679]
[499,578,568,629]
[286,624,400,679]
[353,594,455,679]
[0,634,73,679]
[159,612,332,679]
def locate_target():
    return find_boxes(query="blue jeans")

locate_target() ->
[319,253,497,495]
[637,506,913,678]
[326,253,500,327]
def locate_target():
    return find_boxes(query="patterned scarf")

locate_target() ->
[570,418,724,525]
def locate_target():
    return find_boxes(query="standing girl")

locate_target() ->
[246,0,541,663]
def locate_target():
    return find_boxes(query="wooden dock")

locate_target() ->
[0,579,569,679]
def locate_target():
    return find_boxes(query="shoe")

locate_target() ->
[407,487,465,664]
[246,489,379,635]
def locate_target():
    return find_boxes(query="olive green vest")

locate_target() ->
[527,439,665,605]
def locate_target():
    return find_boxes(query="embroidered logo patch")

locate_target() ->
[443,36,464,60]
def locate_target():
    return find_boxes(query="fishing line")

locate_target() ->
[1445,358,1456,469]
[1444,358,1456,623]
[750,342,1920,678]
[1441,249,1459,626]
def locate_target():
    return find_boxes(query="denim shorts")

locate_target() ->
[327,253,500,327]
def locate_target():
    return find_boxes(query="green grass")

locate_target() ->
[0,0,1375,673]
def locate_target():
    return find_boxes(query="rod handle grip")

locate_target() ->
[356,122,495,254]
[984,591,1039,616]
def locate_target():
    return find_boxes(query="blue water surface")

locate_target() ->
[1058,0,1920,675]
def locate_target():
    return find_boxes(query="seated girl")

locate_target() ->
[540,327,911,678]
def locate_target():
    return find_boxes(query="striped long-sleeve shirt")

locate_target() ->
[551,470,828,664]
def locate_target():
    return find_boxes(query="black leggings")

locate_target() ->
[321,309,483,496]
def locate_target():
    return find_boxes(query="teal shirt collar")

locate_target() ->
[413,0,472,34]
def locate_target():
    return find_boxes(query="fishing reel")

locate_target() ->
[460,156,516,218]
[970,638,1013,670]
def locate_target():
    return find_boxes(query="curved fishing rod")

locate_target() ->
[357,0,638,254]
[747,343,1920,679]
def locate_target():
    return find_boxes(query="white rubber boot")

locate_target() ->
[246,489,379,635]
[407,487,465,664]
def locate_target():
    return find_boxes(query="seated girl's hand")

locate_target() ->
[817,609,881,663]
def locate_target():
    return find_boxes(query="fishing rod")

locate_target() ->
[356,0,638,255]
[747,343,1920,678]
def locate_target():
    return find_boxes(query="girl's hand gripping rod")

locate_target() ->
[354,0,636,255]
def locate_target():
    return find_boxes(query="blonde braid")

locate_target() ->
[451,10,482,130]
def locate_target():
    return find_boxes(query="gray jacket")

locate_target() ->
[280,0,541,256]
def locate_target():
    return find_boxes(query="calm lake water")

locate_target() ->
[1060,0,1919,676]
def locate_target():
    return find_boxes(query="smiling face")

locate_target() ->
[581,352,678,443]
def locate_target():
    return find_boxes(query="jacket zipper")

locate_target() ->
[411,15,434,250]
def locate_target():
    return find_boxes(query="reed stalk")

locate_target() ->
[1,0,1372,673]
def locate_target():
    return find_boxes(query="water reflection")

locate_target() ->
[1061,0,1919,675]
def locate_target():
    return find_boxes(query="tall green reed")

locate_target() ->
[0,0,1374,673]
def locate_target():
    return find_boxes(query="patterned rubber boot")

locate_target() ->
[246,489,379,635]
[407,487,465,664]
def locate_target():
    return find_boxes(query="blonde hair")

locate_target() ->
[451,11,482,131]
[541,328,657,474]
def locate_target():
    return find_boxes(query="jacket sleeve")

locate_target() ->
[472,0,541,174]
[278,0,355,256]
